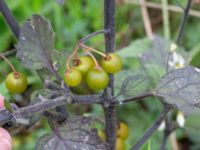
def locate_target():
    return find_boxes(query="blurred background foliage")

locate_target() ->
[1,0,200,149]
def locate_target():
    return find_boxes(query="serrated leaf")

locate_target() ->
[117,37,151,58]
[156,66,200,114]
[36,117,106,150]
[16,14,55,70]
[115,69,151,101]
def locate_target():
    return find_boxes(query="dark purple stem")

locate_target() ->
[103,0,116,150]
[0,0,20,39]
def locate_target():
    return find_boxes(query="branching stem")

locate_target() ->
[176,0,192,44]
[130,104,171,150]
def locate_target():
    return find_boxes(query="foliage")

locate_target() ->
[1,0,200,150]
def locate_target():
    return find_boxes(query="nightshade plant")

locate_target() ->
[0,0,199,150]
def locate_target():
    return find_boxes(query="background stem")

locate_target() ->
[0,0,20,39]
[140,0,153,39]
[176,0,192,44]
[131,104,171,150]
[162,0,170,39]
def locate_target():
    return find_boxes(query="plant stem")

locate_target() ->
[66,44,80,72]
[176,0,192,45]
[125,0,200,18]
[0,0,20,39]
[140,0,153,39]
[80,44,107,57]
[0,54,17,73]
[79,29,109,43]
[83,49,102,70]
[162,0,170,39]
[0,49,16,58]
[131,104,171,150]
[114,92,154,104]
[103,0,116,150]
[160,131,169,150]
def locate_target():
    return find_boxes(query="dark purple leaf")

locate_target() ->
[36,117,106,150]
[156,66,200,114]
[16,14,55,70]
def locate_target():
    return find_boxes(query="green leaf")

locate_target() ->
[115,69,151,101]
[185,110,200,146]
[117,37,151,58]
[140,35,170,74]
[156,66,200,114]
[189,43,200,66]
[140,35,189,87]
[16,14,55,70]
[36,116,106,150]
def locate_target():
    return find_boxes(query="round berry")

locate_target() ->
[116,138,125,150]
[74,56,94,75]
[101,53,122,73]
[98,130,106,141]
[64,69,82,87]
[86,68,109,90]
[117,122,129,140]
[5,72,28,93]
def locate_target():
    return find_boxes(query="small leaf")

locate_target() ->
[36,116,106,150]
[115,69,151,101]
[16,14,55,70]
[156,66,200,114]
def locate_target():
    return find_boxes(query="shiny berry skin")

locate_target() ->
[117,122,129,140]
[5,72,28,93]
[116,138,125,150]
[64,69,82,87]
[101,53,122,73]
[86,69,109,90]
[74,56,94,75]
[98,130,106,141]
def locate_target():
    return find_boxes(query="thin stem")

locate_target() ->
[170,132,179,150]
[176,0,192,44]
[140,0,153,39]
[0,49,16,58]
[80,44,107,57]
[160,131,169,150]
[0,0,20,39]
[113,92,154,105]
[126,0,200,18]
[130,104,171,150]
[162,0,170,39]
[66,44,80,72]
[0,54,17,73]
[79,29,109,43]
[103,0,116,150]
[83,49,102,70]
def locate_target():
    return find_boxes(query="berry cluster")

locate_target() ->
[64,44,122,90]
[0,54,28,94]
[98,122,129,150]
